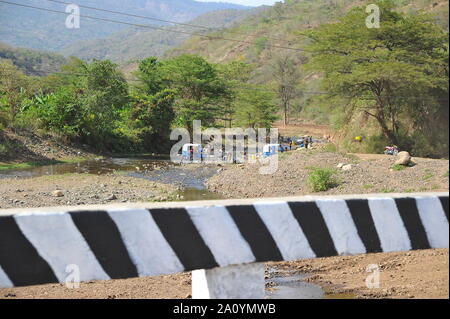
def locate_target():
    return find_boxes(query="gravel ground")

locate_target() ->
[206,147,449,198]
[1,249,446,299]
[0,174,179,209]
[270,248,449,299]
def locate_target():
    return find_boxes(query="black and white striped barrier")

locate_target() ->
[0,193,448,298]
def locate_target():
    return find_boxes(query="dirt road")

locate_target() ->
[0,249,447,299]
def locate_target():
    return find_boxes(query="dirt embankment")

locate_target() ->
[206,148,449,199]
[0,129,96,163]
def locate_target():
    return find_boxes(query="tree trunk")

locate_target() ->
[376,115,398,145]
[283,101,288,126]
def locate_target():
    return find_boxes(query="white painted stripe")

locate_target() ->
[14,212,109,283]
[253,201,316,260]
[186,205,255,267]
[368,198,412,252]
[415,197,449,248]
[0,265,13,288]
[108,209,185,276]
[316,199,366,255]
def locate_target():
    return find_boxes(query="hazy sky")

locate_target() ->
[197,0,279,6]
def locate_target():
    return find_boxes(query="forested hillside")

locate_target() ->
[0,0,249,51]
[0,42,67,76]
[60,8,264,63]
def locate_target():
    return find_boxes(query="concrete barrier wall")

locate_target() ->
[0,193,448,288]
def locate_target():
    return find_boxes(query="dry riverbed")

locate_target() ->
[0,173,179,209]
[206,147,449,198]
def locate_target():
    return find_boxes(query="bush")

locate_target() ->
[307,167,339,192]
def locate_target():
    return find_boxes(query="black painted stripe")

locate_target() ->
[69,211,138,279]
[226,205,283,262]
[346,199,383,253]
[395,198,431,250]
[0,216,58,287]
[150,208,219,271]
[439,196,449,221]
[288,201,338,258]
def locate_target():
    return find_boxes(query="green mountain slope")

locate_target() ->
[60,8,264,63]
[170,0,448,82]
[0,42,67,76]
[0,0,249,52]
[167,0,448,125]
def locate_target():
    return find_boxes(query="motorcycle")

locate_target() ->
[384,146,399,156]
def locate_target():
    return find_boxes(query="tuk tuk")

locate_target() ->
[262,144,284,158]
[182,144,203,162]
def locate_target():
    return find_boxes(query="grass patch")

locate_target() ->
[0,160,62,171]
[362,184,374,190]
[307,167,340,192]
[0,157,89,171]
[422,170,434,181]
[391,164,407,171]
[444,171,449,178]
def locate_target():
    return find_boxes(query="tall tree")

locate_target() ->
[135,55,232,133]
[234,88,279,129]
[272,54,301,126]
[131,89,176,152]
[305,1,448,146]
[84,60,129,144]
[217,60,253,127]
[0,59,30,124]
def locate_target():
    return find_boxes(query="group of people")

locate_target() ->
[183,135,316,164]
[285,136,314,150]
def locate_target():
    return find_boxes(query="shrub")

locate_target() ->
[307,167,339,192]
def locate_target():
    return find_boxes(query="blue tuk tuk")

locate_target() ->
[262,144,284,158]
[182,144,203,162]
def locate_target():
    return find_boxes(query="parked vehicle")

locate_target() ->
[182,144,203,162]
[295,138,305,148]
[384,146,399,156]
[262,144,284,157]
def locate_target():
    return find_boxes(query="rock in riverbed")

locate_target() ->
[51,190,64,197]
[395,151,412,166]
